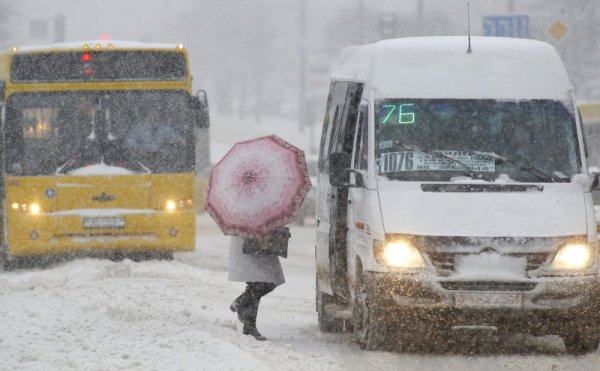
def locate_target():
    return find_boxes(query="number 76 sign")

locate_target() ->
[380,103,415,125]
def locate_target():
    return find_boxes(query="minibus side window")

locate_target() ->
[353,105,368,170]
[332,83,362,157]
[319,82,348,172]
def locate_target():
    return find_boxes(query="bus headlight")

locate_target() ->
[29,203,41,215]
[551,243,593,270]
[375,239,426,268]
[165,200,177,212]
[165,198,193,212]
[12,202,42,214]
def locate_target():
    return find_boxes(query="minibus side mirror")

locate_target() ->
[346,169,365,188]
[328,152,351,187]
[591,172,600,191]
[192,90,210,128]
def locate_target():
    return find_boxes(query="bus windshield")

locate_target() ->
[375,99,580,182]
[5,90,194,175]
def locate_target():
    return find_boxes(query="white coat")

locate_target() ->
[228,236,285,285]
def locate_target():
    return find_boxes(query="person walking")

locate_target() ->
[228,230,288,341]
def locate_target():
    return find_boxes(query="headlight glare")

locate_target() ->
[381,240,425,268]
[165,200,177,212]
[551,243,593,270]
[29,203,41,215]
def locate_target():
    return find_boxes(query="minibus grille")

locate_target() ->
[439,281,537,292]
[427,252,551,276]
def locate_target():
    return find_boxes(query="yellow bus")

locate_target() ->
[0,40,210,267]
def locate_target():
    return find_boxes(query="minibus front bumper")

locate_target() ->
[363,271,600,335]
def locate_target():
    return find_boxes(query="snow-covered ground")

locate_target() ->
[1,213,600,371]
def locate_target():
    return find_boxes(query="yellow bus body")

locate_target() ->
[0,41,204,258]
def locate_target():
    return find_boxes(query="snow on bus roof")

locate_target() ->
[12,40,183,53]
[332,36,573,100]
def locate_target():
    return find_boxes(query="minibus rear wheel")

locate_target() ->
[316,279,345,333]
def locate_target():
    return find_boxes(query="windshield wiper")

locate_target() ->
[389,144,481,179]
[457,148,568,183]
[135,161,152,174]
[55,158,76,175]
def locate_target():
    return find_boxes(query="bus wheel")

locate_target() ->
[0,249,7,270]
[157,252,174,261]
[126,251,174,261]
[108,252,126,262]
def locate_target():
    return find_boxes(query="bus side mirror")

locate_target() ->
[0,80,5,101]
[192,90,210,128]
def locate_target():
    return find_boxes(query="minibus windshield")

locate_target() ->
[375,99,580,182]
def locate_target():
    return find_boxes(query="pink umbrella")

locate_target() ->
[205,135,312,239]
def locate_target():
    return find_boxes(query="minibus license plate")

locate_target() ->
[83,217,125,229]
[455,292,522,309]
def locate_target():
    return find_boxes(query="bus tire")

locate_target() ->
[157,252,174,261]
[0,249,7,270]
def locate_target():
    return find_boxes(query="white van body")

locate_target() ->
[315,36,600,353]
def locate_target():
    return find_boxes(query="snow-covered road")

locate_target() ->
[1,214,599,371]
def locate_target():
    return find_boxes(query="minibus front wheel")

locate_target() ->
[353,268,394,350]
[562,331,600,355]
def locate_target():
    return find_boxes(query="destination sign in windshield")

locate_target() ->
[11,50,187,82]
[380,150,496,173]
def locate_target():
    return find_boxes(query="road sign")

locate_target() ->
[378,13,398,38]
[548,20,569,40]
[483,15,529,38]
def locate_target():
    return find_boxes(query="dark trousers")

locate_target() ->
[234,282,277,328]
[237,282,277,309]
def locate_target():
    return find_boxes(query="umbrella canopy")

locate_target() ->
[205,135,312,239]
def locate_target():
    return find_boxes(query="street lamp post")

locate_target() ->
[298,0,307,132]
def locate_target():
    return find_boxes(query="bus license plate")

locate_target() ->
[83,217,125,229]
[455,292,522,309]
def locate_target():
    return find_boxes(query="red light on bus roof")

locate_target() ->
[81,53,92,62]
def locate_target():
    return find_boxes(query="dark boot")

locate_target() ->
[234,282,276,341]
[230,295,242,313]
[241,303,266,341]
[230,285,253,313]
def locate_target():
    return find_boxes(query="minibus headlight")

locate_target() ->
[551,243,593,270]
[375,239,425,268]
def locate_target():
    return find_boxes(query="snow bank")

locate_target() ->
[333,36,572,100]
[66,163,135,176]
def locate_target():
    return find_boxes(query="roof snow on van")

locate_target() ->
[332,36,573,101]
